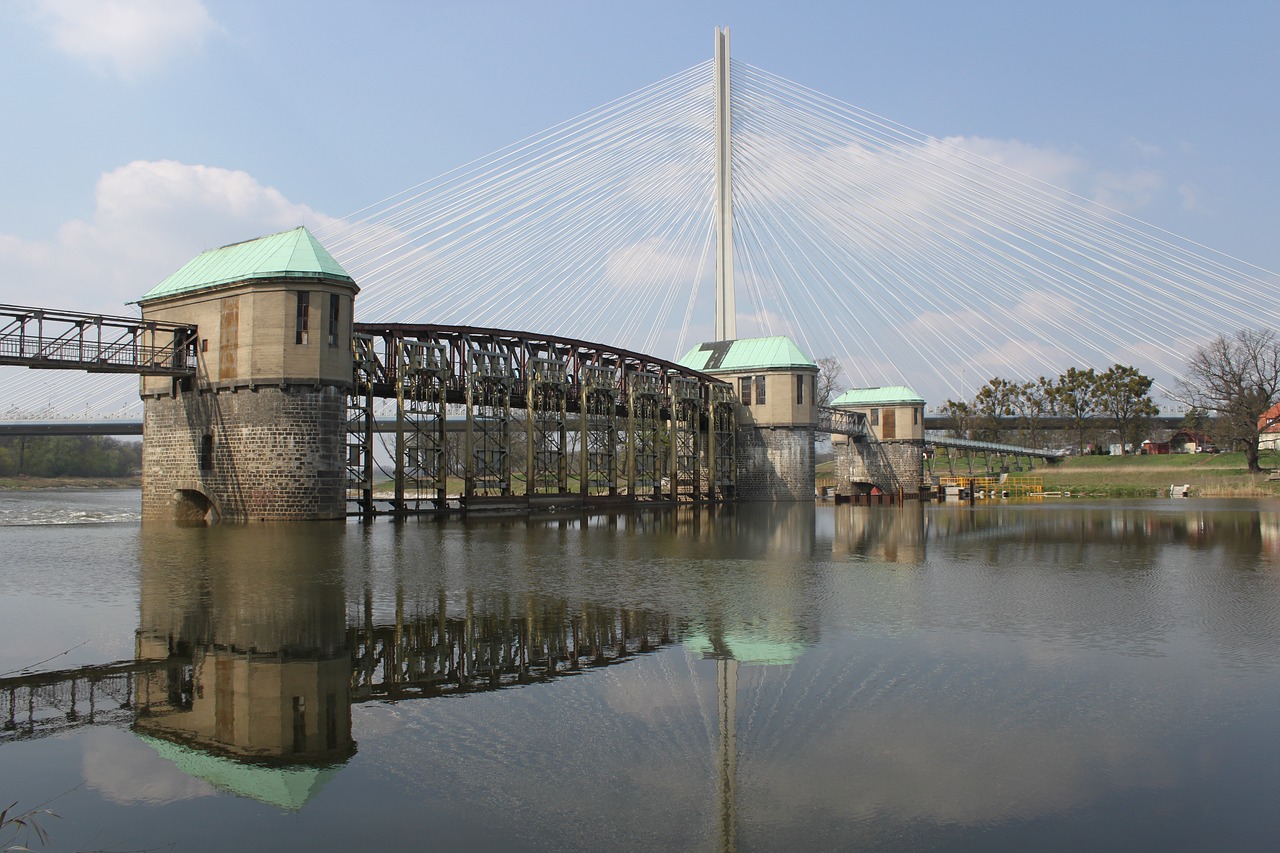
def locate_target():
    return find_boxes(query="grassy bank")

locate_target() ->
[0,475,141,490]
[1033,451,1280,498]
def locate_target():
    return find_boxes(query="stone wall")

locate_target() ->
[735,425,815,501]
[833,438,925,498]
[143,384,347,522]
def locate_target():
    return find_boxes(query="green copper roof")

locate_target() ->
[138,227,355,302]
[137,733,340,811]
[677,336,816,373]
[831,385,925,406]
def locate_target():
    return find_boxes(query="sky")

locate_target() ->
[0,0,1277,379]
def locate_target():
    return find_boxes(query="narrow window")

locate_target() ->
[796,375,805,405]
[295,291,310,345]
[914,407,920,426]
[755,375,766,406]
[292,696,307,753]
[870,408,880,426]
[739,376,752,407]
[328,293,340,347]
[199,434,214,471]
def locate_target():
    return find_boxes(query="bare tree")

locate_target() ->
[814,356,844,407]
[1177,328,1280,472]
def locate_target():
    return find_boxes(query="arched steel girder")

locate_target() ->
[351,322,730,408]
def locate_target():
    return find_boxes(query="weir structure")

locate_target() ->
[124,28,926,521]
[347,323,737,515]
[132,227,737,522]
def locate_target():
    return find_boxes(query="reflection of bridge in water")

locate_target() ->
[5,500,1276,822]
[1,602,671,746]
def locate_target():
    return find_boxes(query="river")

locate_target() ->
[2,491,1279,851]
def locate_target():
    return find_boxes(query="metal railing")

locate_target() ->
[0,304,197,376]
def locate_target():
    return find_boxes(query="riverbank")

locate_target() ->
[1034,451,1280,498]
[0,475,141,490]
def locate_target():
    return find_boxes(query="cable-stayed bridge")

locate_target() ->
[1,29,1276,421]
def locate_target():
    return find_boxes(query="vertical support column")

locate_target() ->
[466,348,514,499]
[393,337,406,512]
[579,364,618,499]
[714,26,736,342]
[627,372,662,499]
[527,356,569,496]
[401,339,448,509]
[347,333,377,518]
[710,382,736,502]
[670,377,702,500]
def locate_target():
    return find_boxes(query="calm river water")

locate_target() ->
[2,491,1280,851]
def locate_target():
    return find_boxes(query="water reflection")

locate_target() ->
[133,527,355,808]
[6,498,1280,849]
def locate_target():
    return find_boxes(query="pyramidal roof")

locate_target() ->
[138,227,355,303]
[677,336,816,373]
[137,733,340,811]
[831,385,925,406]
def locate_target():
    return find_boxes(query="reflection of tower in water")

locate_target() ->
[134,526,355,806]
[832,502,928,564]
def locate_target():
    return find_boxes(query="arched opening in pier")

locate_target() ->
[172,488,219,526]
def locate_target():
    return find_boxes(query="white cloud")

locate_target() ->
[0,159,334,313]
[604,238,702,292]
[0,159,334,416]
[1178,183,1202,212]
[1125,137,1164,159]
[31,0,220,79]
[942,135,1086,188]
[81,727,215,805]
[1092,169,1164,213]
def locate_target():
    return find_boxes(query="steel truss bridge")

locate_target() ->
[347,323,740,514]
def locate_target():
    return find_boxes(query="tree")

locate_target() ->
[972,377,1020,442]
[1009,377,1053,449]
[940,399,973,439]
[1047,367,1099,454]
[1095,364,1159,453]
[814,356,844,407]
[1177,328,1280,472]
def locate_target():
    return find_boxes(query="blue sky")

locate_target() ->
[1,0,1276,322]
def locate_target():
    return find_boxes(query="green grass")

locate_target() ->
[1036,451,1280,497]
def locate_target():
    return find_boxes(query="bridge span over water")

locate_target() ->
[4,31,1270,518]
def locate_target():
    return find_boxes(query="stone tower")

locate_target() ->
[136,227,359,523]
[829,385,927,498]
[679,336,819,500]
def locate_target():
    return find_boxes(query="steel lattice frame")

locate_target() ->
[711,382,737,500]
[627,372,663,498]
[348,323,732,514]
[398,339,448,508]
[579,363,618,496]
[670,377,703,500]
[466,348,513,498]
[526,356,569,495]
[347,333,378,516]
